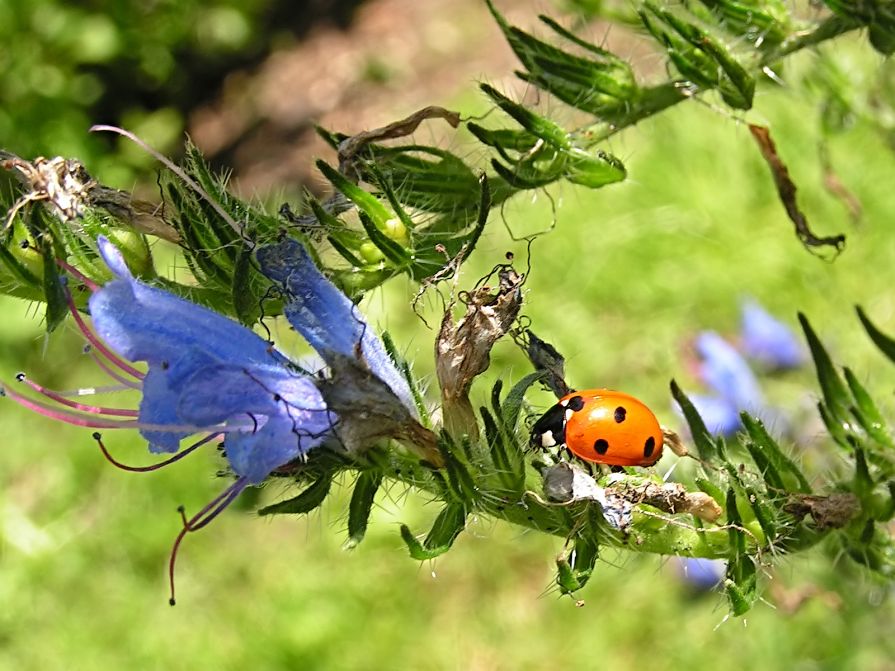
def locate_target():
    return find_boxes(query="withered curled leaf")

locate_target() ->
[435,265,524,439]
[748,125,845,256]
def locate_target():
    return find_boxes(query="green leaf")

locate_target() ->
[799,312,851,424]
[345,470,383,549]
[258,474,333,516]
[670,379,718,462]
[399,503,468,560]
[856,306,895,364]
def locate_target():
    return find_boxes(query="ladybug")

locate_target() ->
[530,389,664,467]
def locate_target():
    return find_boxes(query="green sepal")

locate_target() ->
[358,211,410,267]
[501,371,544,434]
[480,406,523,491]
[316,159,395,231]
[382,331,431,426]
[232,246,263,326]
[345,470,383,549]
[724,488,758,615]
[399,502,467,560]
[480,83,571,150]
[439,438,479,503]
[556,535,600,595]
[843,367,895,450]
[467,124,540,152]
[356,145,484,216]
[564,148,627,188]
[695,0,790,46]
[40,237,67,333]
[258,473,333,516]
[741,414,812,493]
[670,379,719,462]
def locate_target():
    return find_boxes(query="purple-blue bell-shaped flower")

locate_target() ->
[740,299,805,370]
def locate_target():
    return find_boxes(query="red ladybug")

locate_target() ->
[530,389,664,467]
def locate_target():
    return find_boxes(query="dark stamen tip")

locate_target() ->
[15,372,25,382]
[177,505,186,513]
[169,598,177,607]
[92,431,102,440]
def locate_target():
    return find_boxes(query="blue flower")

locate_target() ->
[740,299,805,370]
[675,557,725,591]
[695,331,764,413]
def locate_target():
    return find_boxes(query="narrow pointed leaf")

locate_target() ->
[258,473,333,516]
[345,470,383,549]
[856,306,895,363]
[671,379,719,462]
[799,313,851,422]
[399,502,468,561]
[480,83,571,150]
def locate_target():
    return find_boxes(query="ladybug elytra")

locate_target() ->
[531,388,664,467]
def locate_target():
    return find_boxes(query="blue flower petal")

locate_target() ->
[139,367,189,453]
[741,299,805,370]
[177,364,329,427]
[695,331,764,411]
[256,238,417,415]
[224,414,329,484]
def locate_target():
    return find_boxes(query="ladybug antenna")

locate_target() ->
[168,477,249,606]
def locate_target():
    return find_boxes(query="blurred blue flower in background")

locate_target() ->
[740,299,805,371]
[695,330,765,412]
[675,557,725,591]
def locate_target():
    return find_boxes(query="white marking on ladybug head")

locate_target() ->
[540,431,558,448]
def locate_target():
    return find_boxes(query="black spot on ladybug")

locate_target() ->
[594,438,609,455]
[643,436,656,458]
[614,406,626,423]
[567,395,585,412]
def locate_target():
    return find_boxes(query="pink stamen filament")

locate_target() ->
[168,477,249,605]
[1,382,255,433]
[18,374,138,417]
[93,431,220,472]
[87,349,143,390]
[64,290,144,380]
[56,258,100,291]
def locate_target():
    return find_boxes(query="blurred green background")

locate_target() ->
[2,1,895,670]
